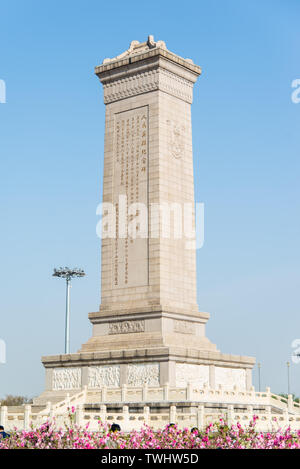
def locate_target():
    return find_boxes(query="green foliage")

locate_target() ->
[0,395,32,406]
[278,393,300,403]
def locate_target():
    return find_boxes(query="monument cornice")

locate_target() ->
[95,47,201,78]
[88,309,210,325]
[41,347,255,369]
[95,51,201,104]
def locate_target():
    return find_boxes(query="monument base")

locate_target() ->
[35,331,254,405]
[35,306,255,405]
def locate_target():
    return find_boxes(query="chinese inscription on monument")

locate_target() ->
[112,106,149,288]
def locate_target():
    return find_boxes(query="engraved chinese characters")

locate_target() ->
[109,320,145,335]
[113,106,149,289]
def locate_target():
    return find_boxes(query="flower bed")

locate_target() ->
[1,413,300,449]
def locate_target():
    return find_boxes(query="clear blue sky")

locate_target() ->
[0,0,299,399]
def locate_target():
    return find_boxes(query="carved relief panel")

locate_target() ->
[88,365,120,388]
[53,368,81,391]
[127,363,160,386]
[176,364,209,388]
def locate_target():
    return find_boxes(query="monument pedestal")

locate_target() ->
[36,346,254,405]
[36,36,255,406]
[36,304,254,404]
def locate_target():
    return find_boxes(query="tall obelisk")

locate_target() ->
[39,38,254,402]
[83,35,215,352]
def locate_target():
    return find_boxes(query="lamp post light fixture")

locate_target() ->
[53,267,85,354]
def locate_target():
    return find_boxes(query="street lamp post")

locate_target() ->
[258,362,261,392]
[287,361,291,395]
[53,267,85,354]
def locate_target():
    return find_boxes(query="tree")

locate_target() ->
[0,395,33,406]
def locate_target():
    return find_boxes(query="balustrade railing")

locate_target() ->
[1,385,300,432]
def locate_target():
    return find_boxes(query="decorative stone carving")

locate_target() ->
[128,363,160,386]
[160,69,193,103]
[176,364,209,388]
[88,365,120,388]
[173,320,195,334]
[166,120,186,159]
[103,35,167,64]
[103,70,159,104]
[53,368,81,390]
[103,68,193,104]
[109,320,145,335]
[215,367,246,390]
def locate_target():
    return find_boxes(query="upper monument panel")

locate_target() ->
[95,35,201,77]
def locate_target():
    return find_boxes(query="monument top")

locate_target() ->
[102,35,168,64]
[95,35,201,77]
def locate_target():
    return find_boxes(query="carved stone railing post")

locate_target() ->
[76,404,84,426]
[284,408,289,427]
[288,394,294,412]
[246,405,253,425]
[123,405,129,430]
[143,405,150,426]
[227,404,234,427]
[100,404,107,423]
[0,407,7,430]
[169,405,176,424]
[102,386,107,402]
[197,404,204,430]
[266,405,272,430]
[24,404,31,430]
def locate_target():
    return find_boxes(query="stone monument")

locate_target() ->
[36,36,255,404]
